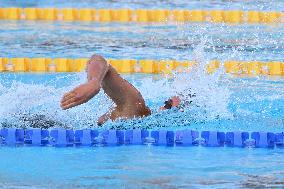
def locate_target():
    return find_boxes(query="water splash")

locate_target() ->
[0,56,232,130]
[0,40,283,131]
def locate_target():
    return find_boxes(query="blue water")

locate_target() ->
[0,21,284,61]
[1,0,284,188]
[1,146,284,189]
[0,73,283,132]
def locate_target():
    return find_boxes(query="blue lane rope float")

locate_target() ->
[0,128,283,148]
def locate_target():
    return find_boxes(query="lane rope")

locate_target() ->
[0,8,283,24]
[0,57,283,76]
[0,128,282,148]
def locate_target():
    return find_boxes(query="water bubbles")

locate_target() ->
[0,33,283,131]
[0,68,283,131]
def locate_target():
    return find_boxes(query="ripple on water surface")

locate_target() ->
[0,146,284,189]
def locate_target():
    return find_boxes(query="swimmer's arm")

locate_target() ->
[97,110,113,126]
[97,112,110,126]
[86,55,109,83]
[61,55,109,110]
[97,108,120,126]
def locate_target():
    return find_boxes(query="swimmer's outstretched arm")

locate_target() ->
[60,55,108,110]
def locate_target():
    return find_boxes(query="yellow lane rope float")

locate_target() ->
[0,57,283,76]
[0,8,283,24]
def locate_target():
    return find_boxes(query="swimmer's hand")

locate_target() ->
[60,80,100,110]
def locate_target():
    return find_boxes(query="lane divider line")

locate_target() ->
[0,8,283,24]
[0,128,282,148]
[0,57,283,76]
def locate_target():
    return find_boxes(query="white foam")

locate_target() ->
[0,41,234,129]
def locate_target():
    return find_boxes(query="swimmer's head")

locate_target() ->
[159,96,181,111]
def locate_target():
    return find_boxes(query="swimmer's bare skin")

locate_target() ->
[60,55,151,126]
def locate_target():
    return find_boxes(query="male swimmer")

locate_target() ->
[60,55,181,126]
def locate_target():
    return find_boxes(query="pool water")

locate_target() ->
[0,73,283,132]
[1,21,284,61]
[0,70,283,188]
[0,0,284,188]
[1,146,284,189]
[0,73,283,188]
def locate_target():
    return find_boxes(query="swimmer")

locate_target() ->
[60,54,181,126]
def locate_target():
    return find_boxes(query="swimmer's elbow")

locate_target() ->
[90,54,106,62]
[89,54,108,67]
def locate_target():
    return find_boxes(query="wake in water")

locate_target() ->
[2,35,283,131]
[0,42,234,130]
[0,71,231,129]
[0,65,283,131]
